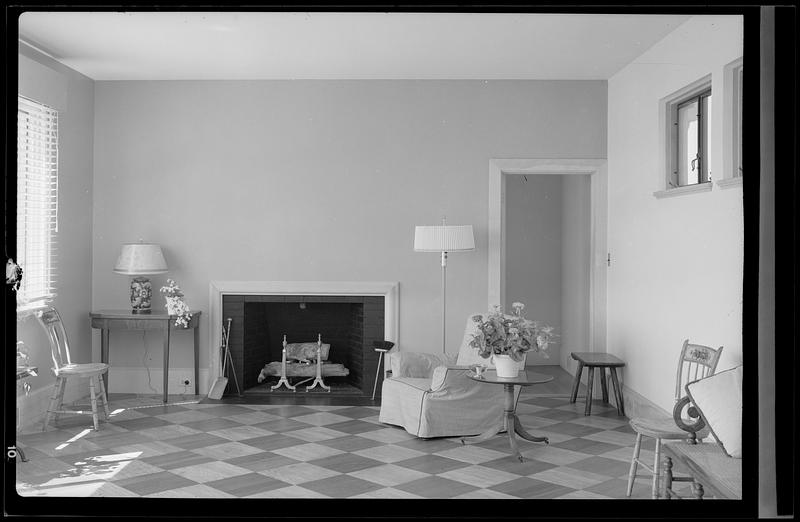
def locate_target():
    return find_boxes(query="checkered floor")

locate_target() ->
[15,392,695,499]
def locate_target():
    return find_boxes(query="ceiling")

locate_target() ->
[17,11,694,81]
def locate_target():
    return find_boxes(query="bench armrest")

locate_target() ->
[672,395,707,439]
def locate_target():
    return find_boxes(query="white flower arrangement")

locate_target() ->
[160,279,192,328]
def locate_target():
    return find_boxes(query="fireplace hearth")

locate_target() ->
[221,294,385,397]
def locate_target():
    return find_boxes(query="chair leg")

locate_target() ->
[97,373,111,419]
[651,438,662,499]
[663,455,673,499]
[692,481,705,499]
[43,377,66,431]
[42,378,61,431]
[88,377,100,431]
[626,432,643,497]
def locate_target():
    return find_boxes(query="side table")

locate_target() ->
[569,351,626,416]
[90,310,201,403]
[461,369,553,462]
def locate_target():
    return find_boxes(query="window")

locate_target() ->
[718,57,743,189]
[673,88,712,187]
[17,95,58,305]
[733,63,743,177]
[655,75,714,198]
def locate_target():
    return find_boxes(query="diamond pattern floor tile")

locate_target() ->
[258,462,342,485]
[393,475,479,498]
[347,463,430,487]
[437,464,520,488]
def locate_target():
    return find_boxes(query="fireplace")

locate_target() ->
[222,295,384,395]
[208,281,399,398]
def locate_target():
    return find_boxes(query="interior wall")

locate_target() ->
[91,80,607,391]
[504,175,563,365]
[607,15,744,413]
[561,175,592,371]
[16,44,95,397]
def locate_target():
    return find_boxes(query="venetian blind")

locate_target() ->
[17,95,58,304]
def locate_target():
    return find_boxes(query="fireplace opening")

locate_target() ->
[221,294,385,397]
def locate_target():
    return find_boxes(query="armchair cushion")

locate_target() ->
[389,351,452,378]
[686,365,742,458]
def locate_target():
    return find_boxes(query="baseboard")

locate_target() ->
[16,367,210,433]
[620,384,671,419]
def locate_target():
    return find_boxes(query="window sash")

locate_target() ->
[673,89,712,187]
[735,66,743,177]
[17,95,58,304]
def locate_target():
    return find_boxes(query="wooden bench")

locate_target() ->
[660,396,742,499]
[662,440,742,499]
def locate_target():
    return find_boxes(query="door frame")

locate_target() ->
[488,158,608,360]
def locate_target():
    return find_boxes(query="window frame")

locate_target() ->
[673,88,712,187]
[718,57,744,189]
[17,95,59,307]
[655,75,714,199]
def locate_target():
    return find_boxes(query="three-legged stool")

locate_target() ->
[569,352,626,416]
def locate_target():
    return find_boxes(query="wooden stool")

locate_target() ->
[569,352,626,416]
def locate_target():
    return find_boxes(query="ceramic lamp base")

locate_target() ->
[130,276,153,314]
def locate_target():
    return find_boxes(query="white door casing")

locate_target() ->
[488,159,608,366]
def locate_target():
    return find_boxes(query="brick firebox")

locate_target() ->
[221,294,385,396]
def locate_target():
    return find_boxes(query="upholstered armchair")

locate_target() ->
[378,315,525,438]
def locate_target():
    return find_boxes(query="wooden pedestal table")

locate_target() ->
[90,310,202,403]
[461,369,554,462]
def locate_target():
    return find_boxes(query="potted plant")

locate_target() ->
[469,302,554,378]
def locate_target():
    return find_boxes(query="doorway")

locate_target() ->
[488,158,607,376]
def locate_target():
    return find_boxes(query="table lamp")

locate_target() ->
[113,242,168,314]
[414,218,475,354]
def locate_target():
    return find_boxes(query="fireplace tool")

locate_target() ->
[208,318,240,399]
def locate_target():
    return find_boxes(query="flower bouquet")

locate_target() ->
[160,279,193,328]
[469,302,554,377]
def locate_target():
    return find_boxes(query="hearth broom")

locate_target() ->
[207,317,232,399]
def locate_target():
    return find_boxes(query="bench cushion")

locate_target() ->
[686,365,742,458]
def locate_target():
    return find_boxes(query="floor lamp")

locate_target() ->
[414,220,475,354]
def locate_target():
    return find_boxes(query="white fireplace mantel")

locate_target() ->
[207,280,400,393]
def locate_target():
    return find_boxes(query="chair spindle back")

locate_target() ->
[35,306,72,372]
[674,339,723,401]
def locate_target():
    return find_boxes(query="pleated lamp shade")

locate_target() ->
[413,225,475,252]
[113,243,168,275]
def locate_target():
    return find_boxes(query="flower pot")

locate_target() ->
[492,354,519,378]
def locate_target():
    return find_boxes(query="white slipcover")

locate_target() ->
[378,314,525,438]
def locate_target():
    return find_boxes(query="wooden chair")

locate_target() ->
[36,306,111,431]
[625,339,723,498]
